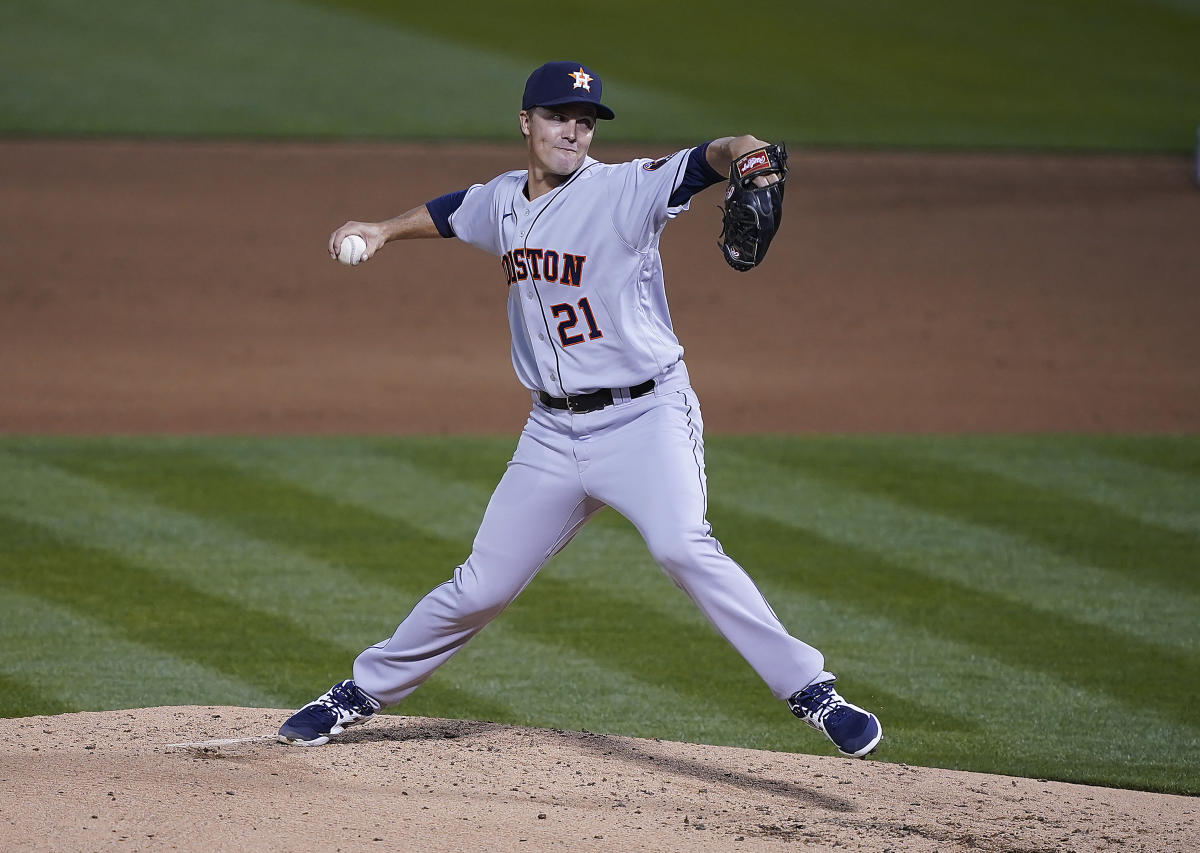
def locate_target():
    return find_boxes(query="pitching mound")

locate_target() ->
[1,707,1195,852]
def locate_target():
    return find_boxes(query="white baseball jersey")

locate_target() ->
[353,145,832,711]
[448,150,697,396]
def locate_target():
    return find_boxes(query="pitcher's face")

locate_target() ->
[522,104,597,177]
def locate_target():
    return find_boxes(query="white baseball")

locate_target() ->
[337,234,367,266]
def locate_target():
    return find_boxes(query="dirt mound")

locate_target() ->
[1,706,1195,852]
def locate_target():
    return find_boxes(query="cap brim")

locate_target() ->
[527,95,615,121]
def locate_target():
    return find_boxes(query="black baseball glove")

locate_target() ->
[717,142,788,272]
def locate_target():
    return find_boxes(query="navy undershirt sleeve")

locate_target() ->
[425,189,468,238]
[667,141,726,208]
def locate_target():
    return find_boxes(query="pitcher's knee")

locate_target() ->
[445,562,515,623]
[646,529,720,578]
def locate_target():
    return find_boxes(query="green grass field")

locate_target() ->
[3,0,1198,149]
[1,435,1196,794]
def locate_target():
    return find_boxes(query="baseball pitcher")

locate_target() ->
[278,61,882,758]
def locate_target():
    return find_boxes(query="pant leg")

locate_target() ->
[582,388,826,700]
[354,410,602,706]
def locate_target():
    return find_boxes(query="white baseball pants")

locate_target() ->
[353,369,827,707]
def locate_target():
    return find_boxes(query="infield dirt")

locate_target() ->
[0,141,1198,850]
[1,140,1198,434]
[2,707,1198,852]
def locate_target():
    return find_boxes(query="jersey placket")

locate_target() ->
[511,193,566,396]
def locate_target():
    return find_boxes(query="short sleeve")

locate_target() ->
[447,177,507,256]
[606,148,700,251]
[426,190,468,238]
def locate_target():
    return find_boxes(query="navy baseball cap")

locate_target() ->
[521,61,615,120]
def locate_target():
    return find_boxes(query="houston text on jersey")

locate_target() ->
[500,248,586,287]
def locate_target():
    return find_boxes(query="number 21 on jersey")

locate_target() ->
[550,298,603,347]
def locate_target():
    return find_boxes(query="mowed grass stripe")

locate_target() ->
[0,0,525,138]
[1,446,743,738]
[711,448,1197,654]
[1092,434,1200,480]
[349,440,991,743]
[0,448,565,722]
[703,499,1200,730]
[208,437,698,590]
[0,449,429,654]
[760,590,1196,786]
[72,441,795,741]
[1,0,720,140]
[196,441,794,738]
[0,673,75,719]
[913,438,1200,537]
[4,438,1198,790]
[0,588,276,714]
[714,506,1200,789]
[373,438,1200,777]
[0,513,346,700]
[204,439,975,745]
[31,441,469,589]
[197,437,506,546]
[0,445,669,727]
[410,599,757,745]
[740,438,1197,595]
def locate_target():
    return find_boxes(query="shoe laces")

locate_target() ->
[319,681,373,717]
[791,681,844,726]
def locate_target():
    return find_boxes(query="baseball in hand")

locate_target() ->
[337,234,367,266]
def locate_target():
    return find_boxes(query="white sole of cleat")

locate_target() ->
[277,734,330,746]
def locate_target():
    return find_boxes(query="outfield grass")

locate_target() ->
[2,0,1198,149]
[0,435,1196,795]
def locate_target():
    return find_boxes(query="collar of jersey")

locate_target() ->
[519,157,599,206]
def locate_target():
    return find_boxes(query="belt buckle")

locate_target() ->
[567,392,604,414]
[568,397,599,414]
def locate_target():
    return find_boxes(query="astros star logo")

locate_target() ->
[569,67,593,91]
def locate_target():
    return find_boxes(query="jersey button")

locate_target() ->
[537,332,545,341]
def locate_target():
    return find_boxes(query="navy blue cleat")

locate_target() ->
[788,678,882,758]
[278,680,380,746]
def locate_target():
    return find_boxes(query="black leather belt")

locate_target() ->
[539,379,655,414]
